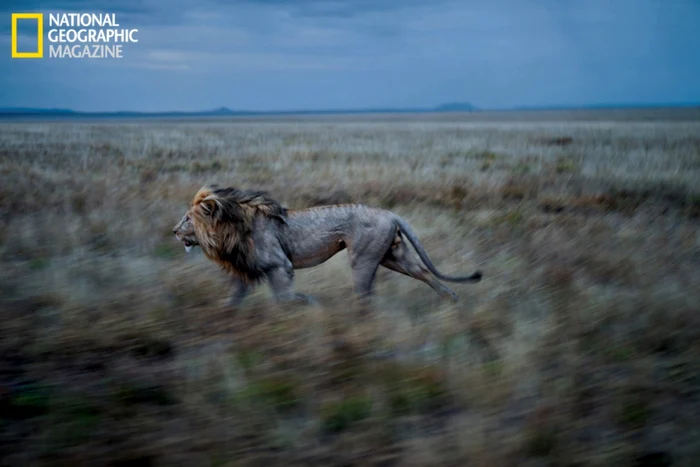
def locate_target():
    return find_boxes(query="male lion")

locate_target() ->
[173,185,482,306]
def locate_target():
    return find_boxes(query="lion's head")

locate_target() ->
[172,212,198,252]
[175,185,287,282]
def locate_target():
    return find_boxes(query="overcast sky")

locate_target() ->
[1,0,699,112]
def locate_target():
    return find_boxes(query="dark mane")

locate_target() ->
[209,186,287,223]
[190,185,288,284]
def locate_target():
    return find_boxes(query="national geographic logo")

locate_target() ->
[11,13,138,59]
[11,13,43,58]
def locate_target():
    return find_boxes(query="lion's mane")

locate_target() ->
[189,185,287,283]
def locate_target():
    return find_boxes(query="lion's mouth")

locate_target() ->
[183,239,195,252]
[175,234,196,253]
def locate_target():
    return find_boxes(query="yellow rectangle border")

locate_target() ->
[11,13,43,58]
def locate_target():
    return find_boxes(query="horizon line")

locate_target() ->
[1,101,699,116]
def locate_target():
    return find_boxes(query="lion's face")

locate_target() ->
[173,211,199,252]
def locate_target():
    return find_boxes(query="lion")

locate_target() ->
[173,185,482,306]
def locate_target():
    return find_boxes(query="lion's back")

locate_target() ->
[287,203,390,228]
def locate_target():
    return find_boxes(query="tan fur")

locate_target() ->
[174,185,482,306]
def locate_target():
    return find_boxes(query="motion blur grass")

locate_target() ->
[1,110,699,465]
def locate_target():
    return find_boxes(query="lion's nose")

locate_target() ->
[172,227,178,235]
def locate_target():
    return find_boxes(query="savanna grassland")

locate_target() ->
[1,110,700,466]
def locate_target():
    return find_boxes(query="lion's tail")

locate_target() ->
[394,217,483,283]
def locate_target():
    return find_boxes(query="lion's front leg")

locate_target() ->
[229,277,251,308]
[266,264,316,305]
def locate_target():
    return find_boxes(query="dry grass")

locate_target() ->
[1,112,700,466]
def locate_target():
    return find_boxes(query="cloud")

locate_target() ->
[132,48,401,72]
[1,0,699,111]
[0,0,199,34]
[232,0,446,19]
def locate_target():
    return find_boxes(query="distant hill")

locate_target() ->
[0,104,478,117]
[0,107,77,115]
[0,105,452,117]
[434,102,478,112]
[0,106,254,119]
[0,106,439,119]
[512,102,700,111]
[1,102,698,119]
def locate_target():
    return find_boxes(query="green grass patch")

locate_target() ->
[525,429,558,457]
[379,363,448,416]
[5,383,52,419]
[238,376,301,412]
[113,383,176,407]
[619,398,650,429]
[321,395,372,433]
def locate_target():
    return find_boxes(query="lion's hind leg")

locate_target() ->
[347,224,397,302]
[380,233,459,302]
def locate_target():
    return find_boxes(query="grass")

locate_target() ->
[1,110,699,465]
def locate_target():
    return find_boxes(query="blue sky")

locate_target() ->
[1,0,699,112]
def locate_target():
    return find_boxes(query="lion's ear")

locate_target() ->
[199,198,217,217]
